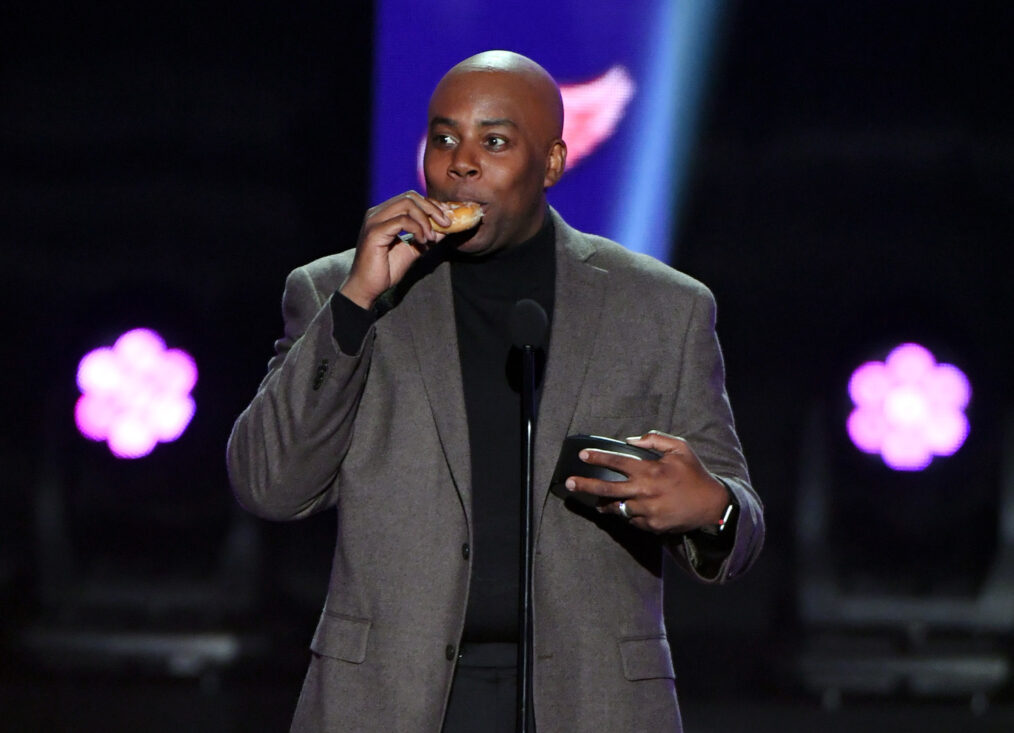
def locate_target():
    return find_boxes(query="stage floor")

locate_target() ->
[2,674,1013,733]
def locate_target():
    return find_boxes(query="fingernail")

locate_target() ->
[579,450,589,460]
[565,478,575,490]
[626,435,642,441]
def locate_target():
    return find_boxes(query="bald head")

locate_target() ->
[435,51,564,141]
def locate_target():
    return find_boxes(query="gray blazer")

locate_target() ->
[227,209,764,732]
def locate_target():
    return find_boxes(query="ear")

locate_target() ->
[543,139,567,188]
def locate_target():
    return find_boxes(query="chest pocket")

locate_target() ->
[572,392,670,440]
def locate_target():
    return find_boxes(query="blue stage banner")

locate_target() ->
[370,0,724,262]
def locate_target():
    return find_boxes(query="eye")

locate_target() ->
[431,133,457,148]
[484,134,508,150]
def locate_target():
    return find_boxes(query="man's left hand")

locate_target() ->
[564,430,730,534]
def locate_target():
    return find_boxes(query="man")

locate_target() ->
[228,51,763,732]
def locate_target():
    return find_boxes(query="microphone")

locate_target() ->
[510,299,548,350]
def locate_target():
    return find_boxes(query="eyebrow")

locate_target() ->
[429,116,519,130]
[478,118,518,129]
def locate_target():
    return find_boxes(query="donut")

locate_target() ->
[430,201,483,233]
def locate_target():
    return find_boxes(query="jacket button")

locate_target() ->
[312,360,329,390]
[461,543,470,560]
[445,644,456,661]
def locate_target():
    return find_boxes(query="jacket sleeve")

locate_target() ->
[664,286,765,583]
[226,264,375,521]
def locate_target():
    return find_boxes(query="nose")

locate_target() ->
[448,145,479,179]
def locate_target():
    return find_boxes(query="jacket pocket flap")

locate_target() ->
[584,392,667,418]
[618,636,675,681]
[310,611,371,663]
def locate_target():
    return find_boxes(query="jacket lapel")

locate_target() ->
[398,258,473,525]
[534,212,608,516]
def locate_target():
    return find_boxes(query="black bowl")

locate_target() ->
[549,434,660,507]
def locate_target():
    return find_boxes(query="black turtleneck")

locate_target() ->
[451,216,555,643]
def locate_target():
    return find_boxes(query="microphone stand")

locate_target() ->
[511,297,546,733]
[517,341,537,733]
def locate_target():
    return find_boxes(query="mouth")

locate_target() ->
[449,200,489,223]
[441,194,487,207]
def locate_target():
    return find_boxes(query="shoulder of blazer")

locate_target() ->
[286,250,357,303]
[549,207,713,302]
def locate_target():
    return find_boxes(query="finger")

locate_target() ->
[396,228,448,248]
[395,191,452,232]
[564,474,634,499]
[395,204,441,243]
[388,235,426,269]
[368,212,434,246]
[579,448,648,476]
[419,196,454,227]
[626,430,687,454]
[369,192,450,239]
[601,501,669,534]
[366,191,421,221]
[598,498,641,519]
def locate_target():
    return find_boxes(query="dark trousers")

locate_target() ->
[442,643,534,733]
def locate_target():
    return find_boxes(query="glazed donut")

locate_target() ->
[430,201,483,233]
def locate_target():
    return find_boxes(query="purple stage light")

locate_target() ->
[75,328,197,459]
[847,343,970,471]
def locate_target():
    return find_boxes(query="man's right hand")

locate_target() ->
[339,191,451,310]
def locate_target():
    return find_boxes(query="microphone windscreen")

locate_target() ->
[510,299,549,349]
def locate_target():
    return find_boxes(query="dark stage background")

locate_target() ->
[2,2,1013,731]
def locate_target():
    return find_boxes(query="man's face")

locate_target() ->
[424,70,563,256]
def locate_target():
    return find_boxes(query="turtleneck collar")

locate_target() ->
[449,213,555,269]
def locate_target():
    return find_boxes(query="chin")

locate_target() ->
[449,228,502,256]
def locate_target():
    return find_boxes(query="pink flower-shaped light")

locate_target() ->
[75,328,197,459]
[847,343,970,471]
